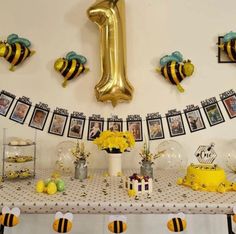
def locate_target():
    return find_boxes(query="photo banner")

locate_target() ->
[0,89,235,141]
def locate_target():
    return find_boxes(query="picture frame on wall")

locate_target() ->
[29,103,50,131]
[87,114,104,141]
[184,105,206,133]
[220,90,236,119]
[217,36,236,63]
[107,115,123,132]
[201,97,225,126]
[67,112,86,139]
[9,96,31,124]
[127,115,143,142]
[146,113,164,140]
[48,108,68,136]
[166,109,186,137]
[0,90,16,117]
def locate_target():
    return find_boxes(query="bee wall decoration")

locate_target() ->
[167,213,187,232]
[54,51,89,88]
[0,206,20,227]
[0,34,35,71]
[218,31,236,62]
[156,51,195,93]
[107,215,127,233]
[53,212,73,233]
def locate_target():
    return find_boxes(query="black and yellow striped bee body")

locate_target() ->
[54,57,89,87]
[167,217,187,232]
[160,61,186,86]
[108,220,127,233]
[0,42,35,71]
[219,39,236,62]
[53,218,72,233]
[0,213,19,227]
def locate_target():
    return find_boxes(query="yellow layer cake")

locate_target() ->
[177,164,236,193]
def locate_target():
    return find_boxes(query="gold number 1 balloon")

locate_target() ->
[87,0,134,107]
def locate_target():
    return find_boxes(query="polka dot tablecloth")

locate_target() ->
[0,169,236,214]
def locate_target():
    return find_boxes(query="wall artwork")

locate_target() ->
[201,98,225,127]
[48,108,68,136]
[9,96,31,124]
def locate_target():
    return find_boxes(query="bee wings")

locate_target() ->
[55,212,63,220]
[64,213,73,222]
[55,212,73,221]
[2,206,20,217]
[108,215,127,223]
[168,212,185,220]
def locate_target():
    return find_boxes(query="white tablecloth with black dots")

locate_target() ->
[0,169,236,214]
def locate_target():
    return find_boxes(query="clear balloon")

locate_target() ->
[55,141,76,175]
[155,140,187,170]
[87,0,134,107]
[223,139,236,172]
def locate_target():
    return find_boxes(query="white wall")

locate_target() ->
[0,0,235,170]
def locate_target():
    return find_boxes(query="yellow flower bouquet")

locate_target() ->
[93,130,135,153]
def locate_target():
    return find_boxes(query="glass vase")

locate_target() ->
[74,159,87,181]
[140,161,153,178]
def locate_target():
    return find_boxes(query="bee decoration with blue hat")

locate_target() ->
[156,51,195,93]
[0,206,20,227]
[0,34,35,71]
[218,31,236,62]
[54,51,89,88]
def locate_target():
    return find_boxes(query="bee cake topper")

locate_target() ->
[0,206,21,227]
[108,215,127,233]
[0,34,35,71]
[167,213,187,232]
[218,31,236,62]
[53,212,73,233]
[156,51,195,93]
[194,143,217,164]
[54,51,89,88]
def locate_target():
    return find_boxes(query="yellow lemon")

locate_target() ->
[36,180,45,193]
[47,182,57,195]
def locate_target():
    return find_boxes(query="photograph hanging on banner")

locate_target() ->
[203,103,225,126]
[185,109,206,132]
[87,119,104,141]
[107,120,123,132]
[127,120,143,142]
[9,100,31,124]
[29,107,49,131]
[0,91,15,117]
[68,116,85,139]
[146,118,164,140]
[222,94,236,119]
[167,114,186,137]
[48,113,68,136]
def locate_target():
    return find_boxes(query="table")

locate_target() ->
[0,169,236,233]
